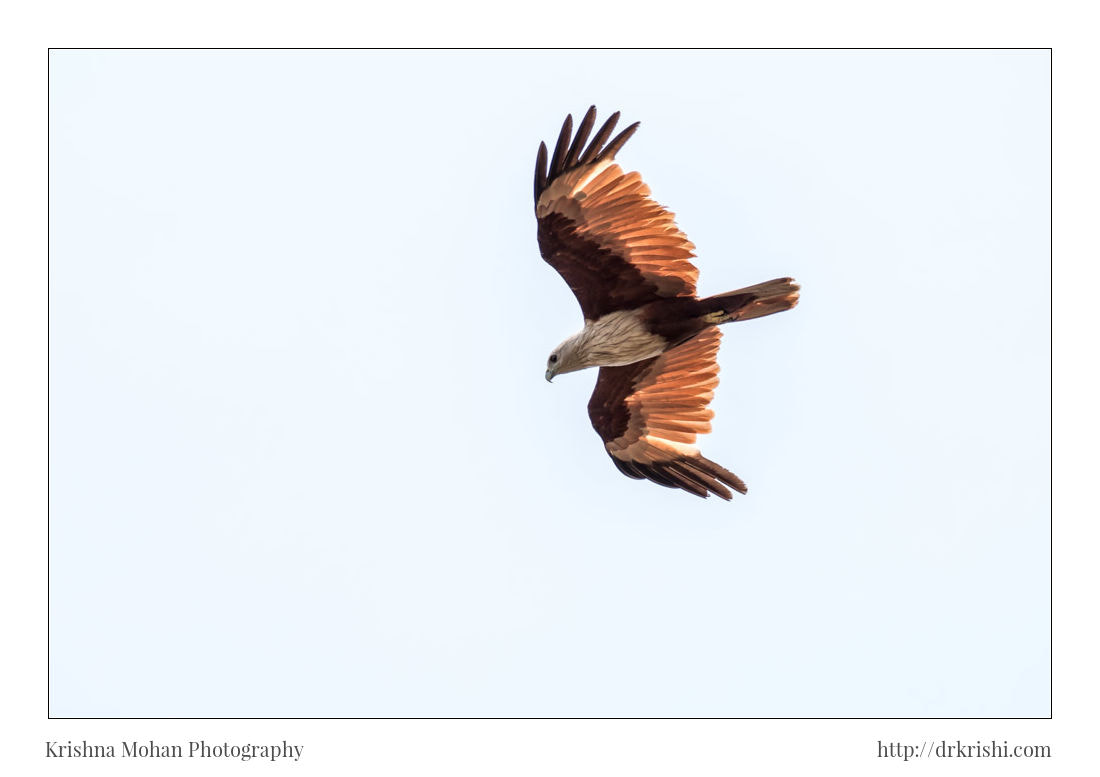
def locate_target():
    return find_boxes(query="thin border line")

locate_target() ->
[45,44,1056,721]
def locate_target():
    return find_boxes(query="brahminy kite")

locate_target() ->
[535,106,799,500]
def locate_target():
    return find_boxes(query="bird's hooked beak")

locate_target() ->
[545,367,555,383]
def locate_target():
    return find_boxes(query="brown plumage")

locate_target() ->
[535,107,799,500]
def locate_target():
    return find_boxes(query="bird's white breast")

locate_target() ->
[579,310,667,367]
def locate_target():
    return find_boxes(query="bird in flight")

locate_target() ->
[535,106,799,500]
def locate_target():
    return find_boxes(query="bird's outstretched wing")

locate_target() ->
[534,106,700,322]
[587,328,746,500]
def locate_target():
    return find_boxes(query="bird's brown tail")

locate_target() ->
[699,277,800,324]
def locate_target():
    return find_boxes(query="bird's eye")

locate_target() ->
[549,354,558,363]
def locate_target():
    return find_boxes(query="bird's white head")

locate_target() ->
[545,334,588,382]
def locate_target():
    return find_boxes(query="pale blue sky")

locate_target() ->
[49,50,1050,717]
